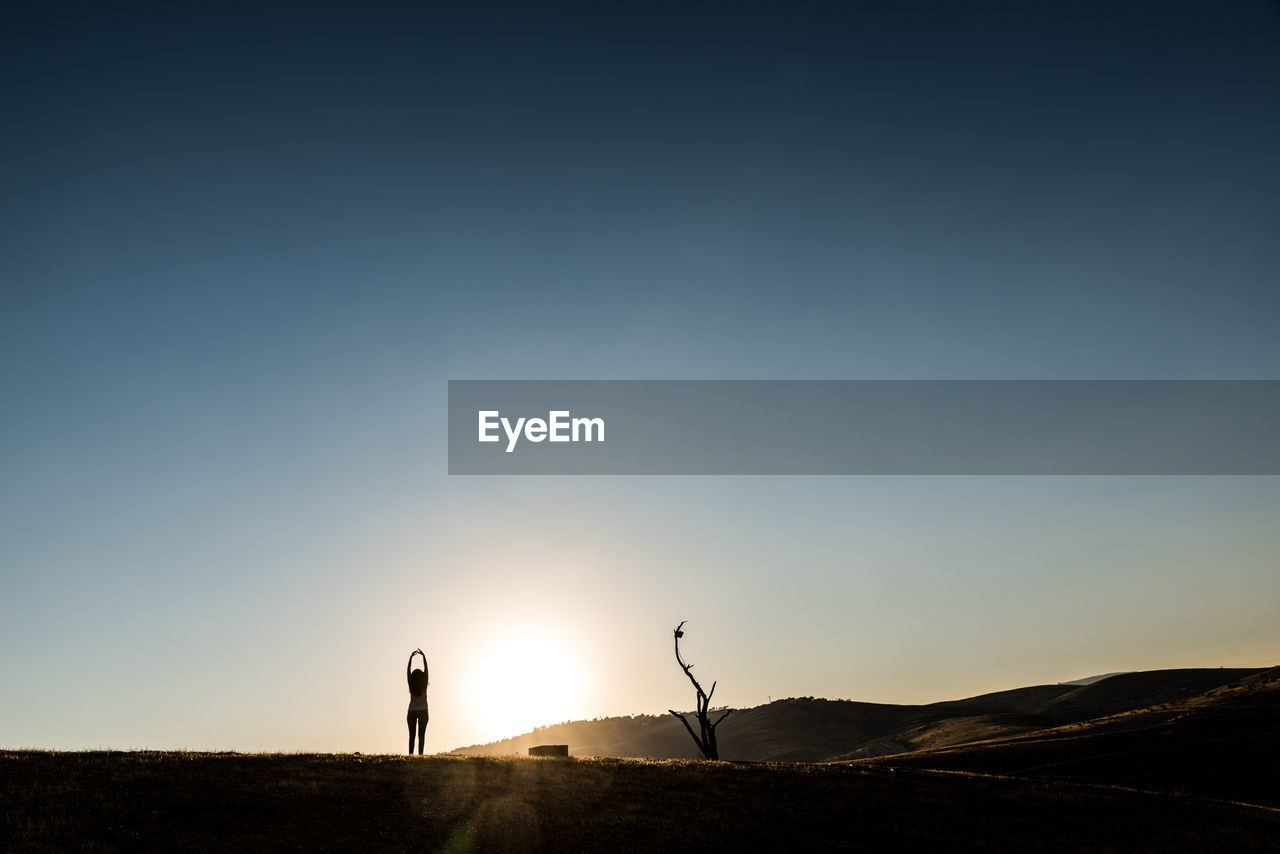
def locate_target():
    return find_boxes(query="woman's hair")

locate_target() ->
[408,668,428,694]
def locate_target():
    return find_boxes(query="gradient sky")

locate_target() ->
[2,1,1279,753]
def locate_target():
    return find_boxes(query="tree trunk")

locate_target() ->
[668,621,732,760]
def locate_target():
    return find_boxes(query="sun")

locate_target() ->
[467,629,586,742]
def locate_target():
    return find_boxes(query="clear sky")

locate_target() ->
[2,1,1278,754]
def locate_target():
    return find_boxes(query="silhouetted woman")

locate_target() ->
[406,648,429,755]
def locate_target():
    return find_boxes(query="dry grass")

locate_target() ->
[3,751,1279,852]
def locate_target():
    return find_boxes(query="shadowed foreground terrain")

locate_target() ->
[6,669,1278,851]
[3,751,1280,852]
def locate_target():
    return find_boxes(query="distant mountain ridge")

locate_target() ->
[450,667,1267,763]
[1060,671,1132,686]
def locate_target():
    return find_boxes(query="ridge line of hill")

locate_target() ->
[451,666,1270,764]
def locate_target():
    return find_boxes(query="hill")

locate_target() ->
[452,667,1266,763]
[853,667,1280,807]
[1062,671,1133,686]
[6,666,1277,849]
[3,751,1279,852]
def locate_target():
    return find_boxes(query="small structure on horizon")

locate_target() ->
[528,744,569,758]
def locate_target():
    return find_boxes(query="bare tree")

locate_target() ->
[668,620,731,760]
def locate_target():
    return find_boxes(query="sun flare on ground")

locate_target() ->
[467,628,586,743]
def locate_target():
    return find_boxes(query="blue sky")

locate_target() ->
[2,1,1279,752]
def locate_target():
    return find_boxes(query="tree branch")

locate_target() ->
[668,710,704,752]
[672,621,729,760]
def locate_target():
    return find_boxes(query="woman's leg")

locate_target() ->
[407,710,416,754]
[416,711,427,754]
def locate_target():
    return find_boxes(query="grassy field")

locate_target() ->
[3,751,1279,852]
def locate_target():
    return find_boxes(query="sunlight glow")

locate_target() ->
[467,628,586,744]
